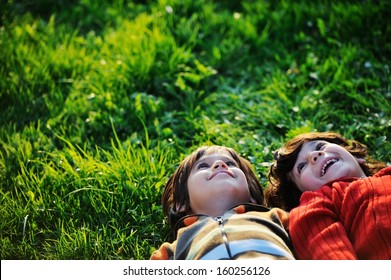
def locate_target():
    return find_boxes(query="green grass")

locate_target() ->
[1,0,390,260]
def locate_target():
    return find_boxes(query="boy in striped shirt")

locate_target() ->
[150,145,295,260]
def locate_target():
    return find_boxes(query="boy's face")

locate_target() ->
[289,140,366,192]
[187,152,251,217]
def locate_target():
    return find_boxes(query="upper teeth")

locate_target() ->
[321,159,338,176]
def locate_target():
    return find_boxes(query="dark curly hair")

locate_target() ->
[162,145,264,241]
[265,132,387,211]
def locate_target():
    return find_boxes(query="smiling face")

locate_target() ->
[187,151,251,217]
[289,140,367,192]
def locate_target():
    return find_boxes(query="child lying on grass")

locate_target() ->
[150,145,295,260]
[265,132,390,259]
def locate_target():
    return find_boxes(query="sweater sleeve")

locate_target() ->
[150,241,176,260]
[289,187,357,260]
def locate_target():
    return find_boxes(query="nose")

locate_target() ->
[310,151,324,164]
[213,160,228,169]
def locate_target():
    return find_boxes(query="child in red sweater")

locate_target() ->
[265,131,391,259]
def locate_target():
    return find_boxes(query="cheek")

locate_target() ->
[298,171,317,192]
[188,170,205,183]
[237,172,249,188]
[186,175,201,194]
[298,178,311,192]
[187,172,210,192]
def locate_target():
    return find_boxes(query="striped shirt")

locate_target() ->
[150,203,295,260]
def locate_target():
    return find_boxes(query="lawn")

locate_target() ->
[1,0,390,260]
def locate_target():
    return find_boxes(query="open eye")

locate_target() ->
[315,141,326,151]
[197,162,209,169]
[226,161,237,167]
[297,162,306,174]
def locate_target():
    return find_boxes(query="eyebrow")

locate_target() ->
[194,154,234,165]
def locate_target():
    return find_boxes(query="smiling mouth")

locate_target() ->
[321,159,339,177]
[209,171,234,180]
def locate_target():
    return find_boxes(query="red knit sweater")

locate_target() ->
[290,167,391,259]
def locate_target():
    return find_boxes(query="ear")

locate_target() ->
[355,157,366,164]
